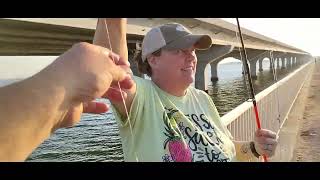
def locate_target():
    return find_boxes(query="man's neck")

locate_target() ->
[151,77,188,97]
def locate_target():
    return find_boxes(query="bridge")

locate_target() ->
[0,18,316,161]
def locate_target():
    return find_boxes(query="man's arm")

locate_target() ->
[93,18,137,120]
[0,43,132,161]
[93,18,128,61]
[0,64,71,161]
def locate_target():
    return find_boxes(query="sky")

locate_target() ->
[221,18,320,57]
[0,56,57,80]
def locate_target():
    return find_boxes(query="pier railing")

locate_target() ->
[221,61,314,161]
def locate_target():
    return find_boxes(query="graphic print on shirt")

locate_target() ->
[162,107,192,162]
[162,107,231,162]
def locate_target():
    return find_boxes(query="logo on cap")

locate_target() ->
[176,25,185,32]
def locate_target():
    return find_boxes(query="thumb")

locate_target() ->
[255,129,263,137]
[110,66,131,84]
[83,101,109,114]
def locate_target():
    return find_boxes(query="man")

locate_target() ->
[95,18,278,162]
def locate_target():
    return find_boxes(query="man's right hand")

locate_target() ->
[51,42,134,129]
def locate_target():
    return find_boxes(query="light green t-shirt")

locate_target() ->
[112,76,236,162]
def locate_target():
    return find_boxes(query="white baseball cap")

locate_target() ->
[141,23,212,62]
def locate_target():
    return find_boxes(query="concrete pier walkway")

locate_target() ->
[272,61,317,162]
[293,61,320,161]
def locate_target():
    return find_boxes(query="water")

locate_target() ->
[0,59,299,162]
[27,102,124,162]
[210,61,293,116]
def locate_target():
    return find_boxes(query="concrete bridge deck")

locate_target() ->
[292,61,320,161]
[0,18,309,55]
[0,18,314,92]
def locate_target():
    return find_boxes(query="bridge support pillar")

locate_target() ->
[195,45,234,92]
[269,58,273,69]
[286,57,290,68]
[249,59,258,79]
[210,61,219,81]
[258,59,263,71]
[281,58,285,69]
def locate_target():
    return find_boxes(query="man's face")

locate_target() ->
[155,46,197,88]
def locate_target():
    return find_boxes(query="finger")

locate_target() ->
[109,66,130,84]
[83,101,109,114]
[118,64,133,75]
[99,48,133,91]
[108,51,121,63]
[98,48,128,79]
[258,144,276,157]
[103,51,132,85]
[108,66,134,90]
[256,129,277,139]
[108,53,131,67]
[59,103,83,128]
[103,87,128,102]
[261,150,273,158]
[118,75,134,90]
[114,56,130,67]
[255,137,278,145]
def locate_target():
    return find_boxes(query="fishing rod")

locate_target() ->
[236,18,268,162]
